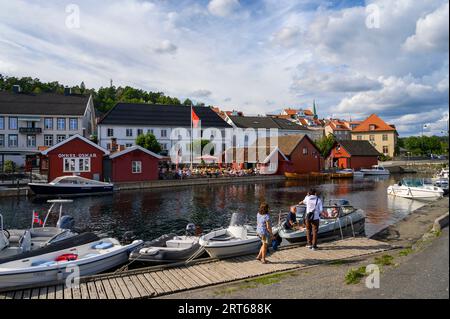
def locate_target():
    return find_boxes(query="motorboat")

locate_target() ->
[29,176,114,197]
[199,213,261,259]
[360,165,390,175]
[129,224,202,265]
[387,179,444,201]
[337,168,364,178]
[1,200,77,259]
[275,199,366,244]
[433,168,449,180]
[433,179,449,195]
[0,236,143,290]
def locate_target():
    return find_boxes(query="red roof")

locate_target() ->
[284,108,298,115]
[352,114,396,132]
[327,119,350,131]
[303,110,314,116]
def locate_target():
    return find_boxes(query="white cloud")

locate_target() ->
[154,40,178,54]
[190,89,212,98]
[403,2,449,53]
[208,0,240,17]
[272,27,301,48]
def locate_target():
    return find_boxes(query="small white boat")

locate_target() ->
[0,237,143,290]
[129,224,202,265]
[387,179,444,201]
[275,200,366,243]
[1,200,77,260]
[360,165,390,175]
[199,213,261,259]
[29,176,114,197]
[338,168,364,178]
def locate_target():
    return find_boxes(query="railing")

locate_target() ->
[19,127,42,134]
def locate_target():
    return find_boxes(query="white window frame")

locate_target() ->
[137,129,143,136]
[107,128,114,137]
[8,134,18,147]
[57,118,66,130]
[126,129,133,137]
[44,135,53,147]
[161,129,167,137]
[57,135,66,143]
[0,117,4,130]
[132,161,142,174]
[69,118,78,131]
[27,134,36,148]
[44,118,53,130]
[382,134,388,141]
[9,117,18,130]
[303,147,308,155]
[0,134,4,147]
[63,157,91,173]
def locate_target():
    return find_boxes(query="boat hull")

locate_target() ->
[201,239,261,259]
[387,186,444,200]
[29,184,113,197]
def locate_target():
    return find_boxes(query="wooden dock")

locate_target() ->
[0,237,390,299]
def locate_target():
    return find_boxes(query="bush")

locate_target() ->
[379,154,392,162]
[3,160,16,173]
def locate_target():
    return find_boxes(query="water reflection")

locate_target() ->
[0,174,428,240]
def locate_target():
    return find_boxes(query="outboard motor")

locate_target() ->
[185,223,196,236]
[56,215,75,230]
[122,231,136,244]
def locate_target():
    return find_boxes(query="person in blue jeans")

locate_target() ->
[256,202,273,264]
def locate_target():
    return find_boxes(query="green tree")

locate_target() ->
[3,160,16,173]
[183,98,193,106]
[135,132,162,154]
[316,134,336,157]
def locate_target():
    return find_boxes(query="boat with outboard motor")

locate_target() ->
[0,200,77,260]
[28,176,114,197]
[360,165,390,175]
[387,179,444,200]
[0,235,143,290]
[129,223,203,265]
[199,213,260,259]
[274,199,366,244]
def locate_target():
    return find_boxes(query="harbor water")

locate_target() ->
[0,174,427,240]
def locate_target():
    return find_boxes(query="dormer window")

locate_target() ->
[369,124,376,131]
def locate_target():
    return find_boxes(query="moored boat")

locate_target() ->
[28,176,113,198]
[360,165,390,175]
[275,199,366,244]
[387,179,444,201]
[199,213,260,259]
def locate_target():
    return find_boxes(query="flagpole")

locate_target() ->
[190,105,193,170]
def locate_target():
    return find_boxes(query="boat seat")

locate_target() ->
[32,260,57,267]
[92,242,114,250]
[166,239,194,249]
[210,235,236,241]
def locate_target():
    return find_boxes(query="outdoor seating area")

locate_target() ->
[158,166,259,180]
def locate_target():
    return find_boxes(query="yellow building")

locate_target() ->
[351,114,398,157]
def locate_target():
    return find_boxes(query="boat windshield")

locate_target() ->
[402,179,424,187]
[229,213,246,226]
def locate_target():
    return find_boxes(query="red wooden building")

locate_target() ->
[104,146,162,182]
[40,135,109,182]
[327,140,380,170]
[276,135,322,174]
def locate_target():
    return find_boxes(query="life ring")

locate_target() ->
[55,253,78,262]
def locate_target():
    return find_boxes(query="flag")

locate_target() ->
[191,108,200,128]
[33,211,43,226]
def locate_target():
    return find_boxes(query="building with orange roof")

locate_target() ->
[350,114,398,157]
[325,119,352,140]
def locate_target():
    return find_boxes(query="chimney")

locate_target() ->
[12,85,22,94]
[111,138,118,153]
[64,87,72,96]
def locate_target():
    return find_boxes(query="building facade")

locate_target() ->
[0,89,96,168]
[351,114,398,157]
[326,140,380,170]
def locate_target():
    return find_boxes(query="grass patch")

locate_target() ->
[345,267,367,285]
[374,254,394,266]
[328,259,355,266]
[399,247,413,257]
[249,272,293,285]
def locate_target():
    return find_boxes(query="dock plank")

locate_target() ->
[114,277,133,299]
[101,279,117,299]
[94,280,108,299]
[108,278,125,299]
[143,273,165,295]
[135,274,157,297]
[38,287,47,299]
[79,283,90,299]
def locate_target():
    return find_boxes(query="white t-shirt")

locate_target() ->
[303,195,323,221]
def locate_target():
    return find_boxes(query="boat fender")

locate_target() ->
[55,253,78,262]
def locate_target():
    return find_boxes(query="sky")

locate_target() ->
[0,0,448,136]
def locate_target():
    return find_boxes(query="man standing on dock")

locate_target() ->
[301,189,323,251]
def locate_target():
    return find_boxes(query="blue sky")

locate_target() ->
[0,0,448,136]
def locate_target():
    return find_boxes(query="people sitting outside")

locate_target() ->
[283,206,303,231]
[322,206,339,219]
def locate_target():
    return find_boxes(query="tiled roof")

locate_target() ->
[228,116,308,131]
[254,134,319,156]
[336,140,380,156]
[99,103,231,128]
[284,108,298,115]
[352,114,396,132]
[0,91,90,116]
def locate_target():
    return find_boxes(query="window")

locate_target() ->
[63,158,91,172]
[106,143,111,150]
[383,146,389,154]
[147,129,154,135]
[69,118,78,130]
[57,118,66,130]
[161,143,168,150]
[44,135,53,147]
[132,161,142,174]
[27,135,36,148]
[137,129,143,136]
[57,135,66,143]
[8,134,18,147]
[9,117,18,130]
[126,143,133,148]
[369,124,376,131]
[357,135,362,140]
[26,121,36,128]
[303,147,308,155]
[382,134,388,141]
[0,117,4,130]
[126,129,133,137]
[107,128,114,137]
[44,118,53,130]
[161,129,167,137]
[0,134,4,147]
[369,135,375,141]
